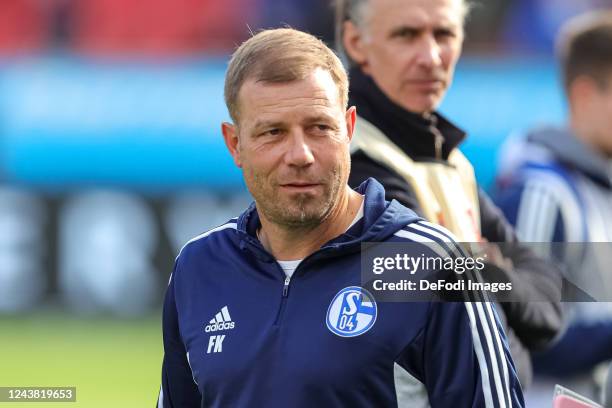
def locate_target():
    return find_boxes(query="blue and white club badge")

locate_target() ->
[326,286,377,337]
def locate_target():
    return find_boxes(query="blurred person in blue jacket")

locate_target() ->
[494,10,612,398]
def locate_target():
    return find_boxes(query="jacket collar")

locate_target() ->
[528,126,612,189]
[235,179,420,261]
[348,67,466,161]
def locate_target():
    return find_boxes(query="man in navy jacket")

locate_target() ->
[157,28,524,407]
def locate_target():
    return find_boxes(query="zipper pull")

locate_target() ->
[425,112,444,160]
[282,276,291,297]
[433,130,444,160]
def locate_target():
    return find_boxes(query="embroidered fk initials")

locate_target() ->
[207,335,225,354]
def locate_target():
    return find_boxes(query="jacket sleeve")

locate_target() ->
[532,317,612,376]
[157,264,201,408]
[480,188,564,350]
[420,301,524,407]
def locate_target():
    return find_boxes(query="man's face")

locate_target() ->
[344,0,464,113]
[222,68,356,228]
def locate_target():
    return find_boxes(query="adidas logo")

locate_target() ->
[204,306,235,333]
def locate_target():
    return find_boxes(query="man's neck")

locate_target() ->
[570,117,608,157]
[347,67,466,161]
[257,187,363,261]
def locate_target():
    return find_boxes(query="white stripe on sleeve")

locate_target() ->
[465,302,495,408]
[485,302,512,407]
[393,229,453,259]
[475,302,508,408]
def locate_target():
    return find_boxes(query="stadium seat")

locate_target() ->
[71,0,259,55]
[0,0,49,54]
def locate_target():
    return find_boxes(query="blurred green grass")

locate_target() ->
[0,313,163,407]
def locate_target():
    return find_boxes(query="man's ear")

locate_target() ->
[343,20,368,68]
[345,106,357,142]
[221,122,242,168]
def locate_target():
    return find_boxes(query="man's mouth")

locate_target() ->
[408,79,444,89]
[279,182,321,191]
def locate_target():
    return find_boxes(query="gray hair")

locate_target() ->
[335,0,472,66]
[334,0,369,62]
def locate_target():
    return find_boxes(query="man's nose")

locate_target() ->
[284,130,315,167]
[415,34,442,69]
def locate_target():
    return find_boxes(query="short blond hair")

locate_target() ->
[224,28,349,123]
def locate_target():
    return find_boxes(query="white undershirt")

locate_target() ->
[276,198,365,278]
[276,259,302,278]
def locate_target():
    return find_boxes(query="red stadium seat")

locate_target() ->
[0,0,49,55]
[71,0,259,55]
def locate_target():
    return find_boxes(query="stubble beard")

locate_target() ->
[250,167,344,231]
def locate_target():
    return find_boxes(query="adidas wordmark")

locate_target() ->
[204,306,235,332]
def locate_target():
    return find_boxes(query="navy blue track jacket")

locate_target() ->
[157,179,524,407]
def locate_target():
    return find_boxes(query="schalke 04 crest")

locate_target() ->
[326,286,377,337]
